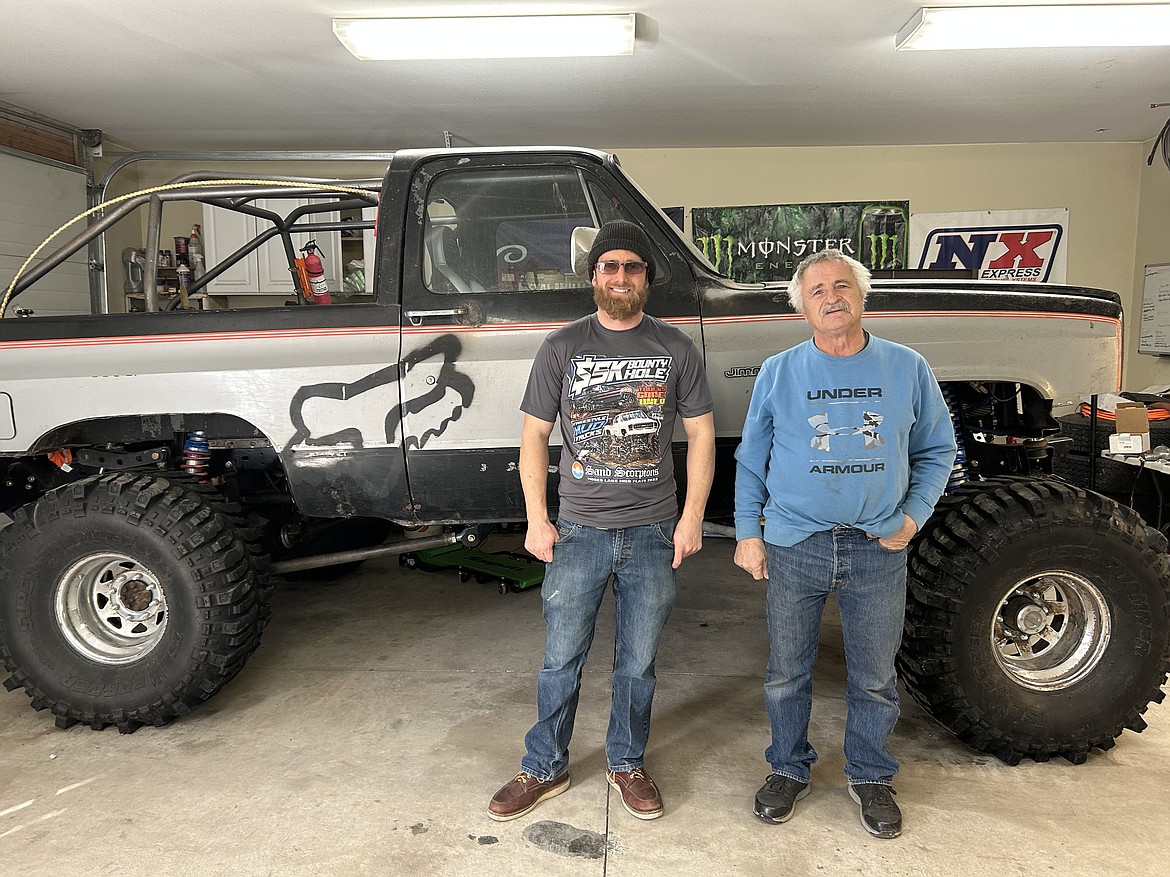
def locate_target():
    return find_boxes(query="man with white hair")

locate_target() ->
[733,248,956,839]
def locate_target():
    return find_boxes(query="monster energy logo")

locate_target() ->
[738,238,854,259]
[867,233,900,271]
[697,234,735,273]
[859,205,907,271]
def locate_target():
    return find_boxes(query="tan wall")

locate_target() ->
[616,143,1144,391]
[1124,140,1170,390]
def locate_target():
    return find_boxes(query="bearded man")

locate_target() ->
[488,219,715,823]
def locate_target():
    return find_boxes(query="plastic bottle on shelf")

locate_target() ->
[176,262,192,308]
[189,223,205,279]
[191,252,206,281]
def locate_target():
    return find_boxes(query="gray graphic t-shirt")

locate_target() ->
[521,313,713,528]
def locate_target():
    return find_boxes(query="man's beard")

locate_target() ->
[593,283,648,321]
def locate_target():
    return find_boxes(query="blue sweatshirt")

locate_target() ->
[734,333,957,547]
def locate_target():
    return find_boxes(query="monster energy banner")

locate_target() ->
[692,201,910,283]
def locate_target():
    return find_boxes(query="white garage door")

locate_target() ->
[0,147,89,317]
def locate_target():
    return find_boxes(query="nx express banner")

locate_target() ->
[909,208,1068,283]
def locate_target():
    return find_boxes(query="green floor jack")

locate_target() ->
[399,543,545,593]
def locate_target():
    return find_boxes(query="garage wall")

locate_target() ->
[616,142,1144,390]
[1125,141,1170,391]
[0,147,90,316]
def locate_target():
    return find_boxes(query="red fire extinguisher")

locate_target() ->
[302,240,332,305]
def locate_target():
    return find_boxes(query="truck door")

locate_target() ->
[397,153,702,523]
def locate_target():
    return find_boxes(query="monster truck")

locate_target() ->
[0,147,1166,765]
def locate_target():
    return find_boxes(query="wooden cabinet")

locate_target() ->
[202,198,343,296]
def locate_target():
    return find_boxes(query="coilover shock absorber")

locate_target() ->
[941,384,970,491]
[180,430,210,481]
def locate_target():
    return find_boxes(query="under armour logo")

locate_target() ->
[808,412,884,452]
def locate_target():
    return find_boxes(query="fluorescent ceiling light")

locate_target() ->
[896,4,1170,50]
[333,14,636,60]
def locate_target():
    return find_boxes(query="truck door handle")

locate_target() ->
[405,307,468,326]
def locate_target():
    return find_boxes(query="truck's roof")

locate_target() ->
[390,145,612,162]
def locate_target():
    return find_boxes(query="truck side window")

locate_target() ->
[423,168,595,294]
[587,180,629,227]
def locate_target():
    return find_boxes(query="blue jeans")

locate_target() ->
[521,517,677,781]
[763,526,907,786]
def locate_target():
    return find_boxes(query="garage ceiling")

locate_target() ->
[4,0,1169,152]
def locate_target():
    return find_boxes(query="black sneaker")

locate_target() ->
[753,774,810,824]
[848,783,902,838]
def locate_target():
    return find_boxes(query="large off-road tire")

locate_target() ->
[0,473,267,732]
[899,476,1170,764]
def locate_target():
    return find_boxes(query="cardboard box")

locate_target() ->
[1114,401,1150,454]
[1115,401,1150,437]
[1109,433,1147,454]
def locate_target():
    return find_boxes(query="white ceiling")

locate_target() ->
[4,0,1169,153]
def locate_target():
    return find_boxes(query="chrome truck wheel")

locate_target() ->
[990,571,1110,691]
[55,552,169,665]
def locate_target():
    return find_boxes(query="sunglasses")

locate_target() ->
[595,260,648,276]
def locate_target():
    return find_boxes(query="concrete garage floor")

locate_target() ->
[0,536,1166,877]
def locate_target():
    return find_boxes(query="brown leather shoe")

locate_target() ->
[606,768,664,820]
[487,771,570,822]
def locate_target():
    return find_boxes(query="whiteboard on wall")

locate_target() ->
[0,147,90,317]
[1139,263,1170,355]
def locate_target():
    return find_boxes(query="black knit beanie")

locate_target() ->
[587,220,656,283]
